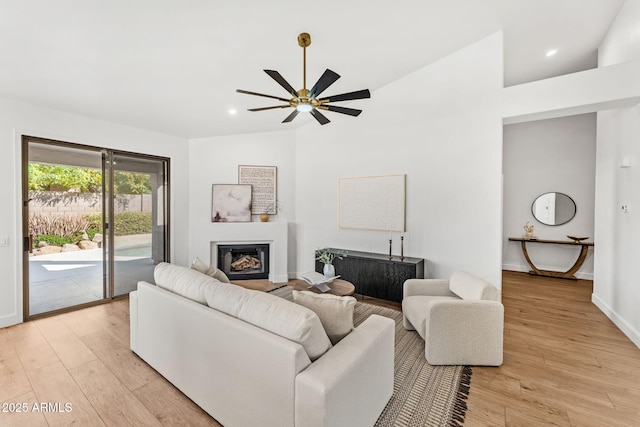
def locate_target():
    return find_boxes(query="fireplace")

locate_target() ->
[217,243,270,280]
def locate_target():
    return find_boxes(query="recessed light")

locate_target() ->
[228,108,237,115]
[545,49,558,57]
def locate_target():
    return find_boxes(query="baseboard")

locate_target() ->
[0,313,21,329]
[592,294,640,349]
[270,274,289,284]
[502,263,593,280]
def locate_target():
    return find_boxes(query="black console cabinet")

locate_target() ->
[315,248,424,303]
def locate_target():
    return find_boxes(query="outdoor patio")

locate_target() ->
[28,244,155,315]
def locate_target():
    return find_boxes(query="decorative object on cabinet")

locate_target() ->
[315,248,347,279]
[211,184,252,222]
[523,221,535,238]
[315,248,424,303]
[567,235,589,242]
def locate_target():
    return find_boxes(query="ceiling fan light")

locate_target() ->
[296,103,313,113]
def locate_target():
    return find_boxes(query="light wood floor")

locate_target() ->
[1,273,638,426]
[465,271,640,426]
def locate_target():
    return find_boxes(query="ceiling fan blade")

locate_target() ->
[237,89,290,103]
[308,69,340,98]
[247,105,291,112]
[310,109,330,125]
[282,110,300,123]
[264,70,300,97]
[319,89,371,103]
[322,105,362,117]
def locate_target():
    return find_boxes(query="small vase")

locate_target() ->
[323,263,335,279]
[259,213,269,222]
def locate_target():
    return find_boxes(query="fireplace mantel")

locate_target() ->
[206,222,288,283]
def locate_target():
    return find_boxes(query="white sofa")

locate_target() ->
[130,263,394,427]
[402,271,504,366]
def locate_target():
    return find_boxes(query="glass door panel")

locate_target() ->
[110,154,168,297]
[24,140,106,317]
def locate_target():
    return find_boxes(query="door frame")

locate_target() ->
[21,135,170,321]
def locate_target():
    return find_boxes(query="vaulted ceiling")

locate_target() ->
[0,0,625,138]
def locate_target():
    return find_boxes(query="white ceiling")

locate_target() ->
[0,0,624,138]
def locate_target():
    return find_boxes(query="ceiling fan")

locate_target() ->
[236,32,370,125]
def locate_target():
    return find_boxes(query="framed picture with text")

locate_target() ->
[238,165,277,214]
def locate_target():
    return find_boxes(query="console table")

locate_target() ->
[315,248,424,303]
[508,237,594,280]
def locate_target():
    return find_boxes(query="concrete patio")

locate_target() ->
[28,242,155,315]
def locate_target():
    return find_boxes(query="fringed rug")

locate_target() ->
[269,286,471,427]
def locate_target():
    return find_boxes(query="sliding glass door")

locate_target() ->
[109,153,168,297]
[23,141,106,316]
[22,136,169,319]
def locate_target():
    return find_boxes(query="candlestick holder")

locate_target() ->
[388,239,393,259]
[400,236,405,260]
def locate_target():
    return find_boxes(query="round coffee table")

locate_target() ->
[292,278,355,297]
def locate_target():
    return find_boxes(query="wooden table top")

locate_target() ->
[508,237,594,246]
[291,278,355,297]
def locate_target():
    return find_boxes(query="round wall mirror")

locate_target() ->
[531,192,576,226]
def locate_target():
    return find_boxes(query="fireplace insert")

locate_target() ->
[217,244,269,280]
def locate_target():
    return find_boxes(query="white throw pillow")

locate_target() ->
[292,290,356,344]
[154,262,221,304]
[191,256,210,274]
[205,266,231,283]
[191,256,230,283]
[205,287,332,361]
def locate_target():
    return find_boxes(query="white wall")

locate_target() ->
[593,0,640,347]
[0,97,189,328]
[294,33,504,287]
[188,130,298,277]
[503,114,596,278]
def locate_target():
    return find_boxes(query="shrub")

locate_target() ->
[33,234,77,247]
[29,212,151,248]
[28,213,90,238]
[113,211,152,235]
[84,214,103,234]
[84,211,152,236]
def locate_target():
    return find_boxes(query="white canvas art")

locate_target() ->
[211,184,252,222]
[339,174,406,231]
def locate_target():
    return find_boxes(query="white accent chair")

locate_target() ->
[402,271,504,366]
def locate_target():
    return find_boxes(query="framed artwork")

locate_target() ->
[339,174,406,231]
[211,184,252,222]
[238,165,277,214]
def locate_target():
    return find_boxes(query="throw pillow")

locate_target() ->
[191,256,231,283]
[154,262,221,304]
[191,256,210,274]
[205,266,231,283]
[205,287,332,361]
[292,290,356,344]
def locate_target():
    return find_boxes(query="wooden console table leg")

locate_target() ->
[564,245,590,278]
[520,241,589,280]
[520,241,543,275]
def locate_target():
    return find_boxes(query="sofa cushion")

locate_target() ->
[191,256,230,283]
[205,286,332,361]
[449,271,499,301]
[154,262,221,304]
[402,295,459,340]
[292,290,356,344]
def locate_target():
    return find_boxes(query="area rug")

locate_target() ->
[268,286,471,427]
